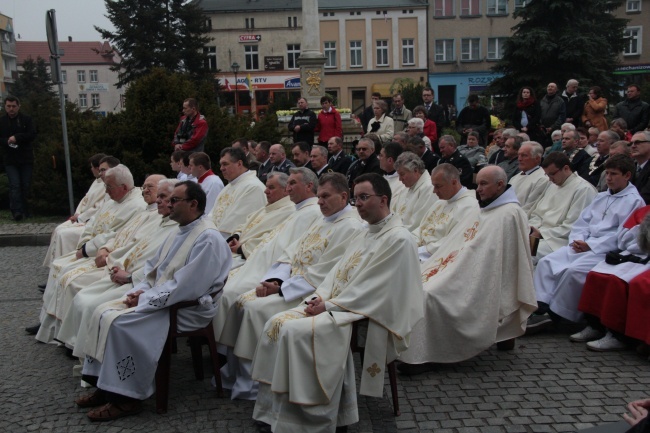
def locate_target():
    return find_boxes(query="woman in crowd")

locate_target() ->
[513,86,542,142]
[367,99,394,145]
[582,86,608,132]
[412,105,438,152]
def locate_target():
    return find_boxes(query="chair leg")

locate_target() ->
[387,361,400,417]
[189,337,204,380]
[205,325,224,397]
[497,338,516,351]
[156,336,173,414]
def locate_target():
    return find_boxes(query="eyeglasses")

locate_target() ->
[350,194,381,206]
[105,183,124,190]
[545,169,561,177]
[169,197,193,205]
[630,140,650,146]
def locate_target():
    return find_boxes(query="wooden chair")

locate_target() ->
[155,299,223,414]
[529,235,540,256]
[350,319,401,416]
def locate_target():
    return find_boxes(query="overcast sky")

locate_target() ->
[3,0,115,41]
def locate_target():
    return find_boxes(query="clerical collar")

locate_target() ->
[448,187,468,203]
[608,182,630,195]
[146,202,157,212]
[116,187,136,204]
[229,170,250,185]
[368,213,393,233]
[198,169,215,183]
[479,185,518,210]
[324,204,352,223]
[179,214,205,231]
[384,170,397,178]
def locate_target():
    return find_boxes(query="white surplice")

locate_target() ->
[384,172,406,215]
[411,187,479,262]
[528,173,597,261]
[199,172,225,212]
[36,189,147,343]
[508,166,548,216]
[213,197,322,342]
[57,214,178,354]
[209,170,266,237]
[534,183,645,322]
[43,178,107,267]
[220,205,363,400]
[400,186,537,364]
[390,171,438,232]
[230,195,296,269]
[81,216,231,400]
[251,214,423,432]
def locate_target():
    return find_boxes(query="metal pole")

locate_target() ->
[234,70,239,114]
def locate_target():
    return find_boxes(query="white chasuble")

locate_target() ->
[385,172,406,215]
[230,195,295,269]
[400,186,538,364]
[56,215,178,353]
[251,215,422,431]
[81,217,231,400]
[213,198,321,342]
[390,171,438,232]
[411,187,479,261]
[528,173,597,260]
[508,167,548,216]
[43,178,107,268]
[210,170,266,237]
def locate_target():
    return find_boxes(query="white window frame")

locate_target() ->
[461,37,481,61]
[89,70,98,83]
[204,46,217,71]
[626,0,641,12]
[487,0,507,15]
[350,40,363,68]
[287,44,301,69]
[77,70,86,83]
[435,39,455,62]
[245,45,259,70]
[460,0,480,16]
[433,0,454,17]
[91,93,100,107]
[376,40,389,67]
[624,26,642,56]
[79,93,87,108]
[514,0,528,11]
[60,70,67,84]
[324,41,337,68]
[402,38,415,65]
[487,37,506,60]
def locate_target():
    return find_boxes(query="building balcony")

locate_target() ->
[1,41,17,57]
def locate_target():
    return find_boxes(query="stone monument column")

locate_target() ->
[298,0,327,109]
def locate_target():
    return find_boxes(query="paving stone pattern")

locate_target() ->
[1,246,648,432]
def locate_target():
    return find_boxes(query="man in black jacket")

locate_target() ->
[615,84,650,134]
[1,96,37,220]
[561,79,587,127]
[326,136,353,175]
[631,131,650,204]
[287,97,317,144]
[346,137,383,188]
[562,130,592,181]
[436,135,473,188]
[422,87,446,144]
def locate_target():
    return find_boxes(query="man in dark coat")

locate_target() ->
[455,94,491,145]
[436,135,473,189]
[326,136,353,175]
[561,79,587,127]
[0,96,37,220]
[346,137,383,188]
[287,97,317,144]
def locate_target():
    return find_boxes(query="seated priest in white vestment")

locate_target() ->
[27,165,147,337]
[398,166,537,375]
[188,152,224,212]
[391,151,438,232]
[529,155,645,332]
[219,173,363,400]
[529,152,598,263]
[508,141,549,216]
[378,141,406,213]
[35,174,166,344]
[213,167,323,346]
[76,180,231,421]
[226,173,295,270]
[251,173,423,432]
[43,155,117,268]
[210,146,266,238]
[57,179,180,356]
[412,163,480,262]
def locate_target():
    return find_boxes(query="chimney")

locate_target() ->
[68,36,72,42]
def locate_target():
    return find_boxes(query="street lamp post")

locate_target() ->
[231,62,240,115]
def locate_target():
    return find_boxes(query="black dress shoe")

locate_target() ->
[396,362,438,376]
[25,323,41,335]
[37,283,46,289]
[13,213,23,221]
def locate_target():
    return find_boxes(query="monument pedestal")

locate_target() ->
[298,55,327,109]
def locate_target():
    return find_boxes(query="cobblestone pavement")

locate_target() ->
[2,246,649,432]
[0,222,59,246]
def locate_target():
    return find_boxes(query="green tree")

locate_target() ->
[96,0,212,87]
[487,0,628,115]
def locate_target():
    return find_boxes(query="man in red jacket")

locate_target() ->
[171,98,208,153]
[315,95,342,146]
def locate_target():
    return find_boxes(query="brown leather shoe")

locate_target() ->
[87,402,143,422]
[75,390,107,408]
